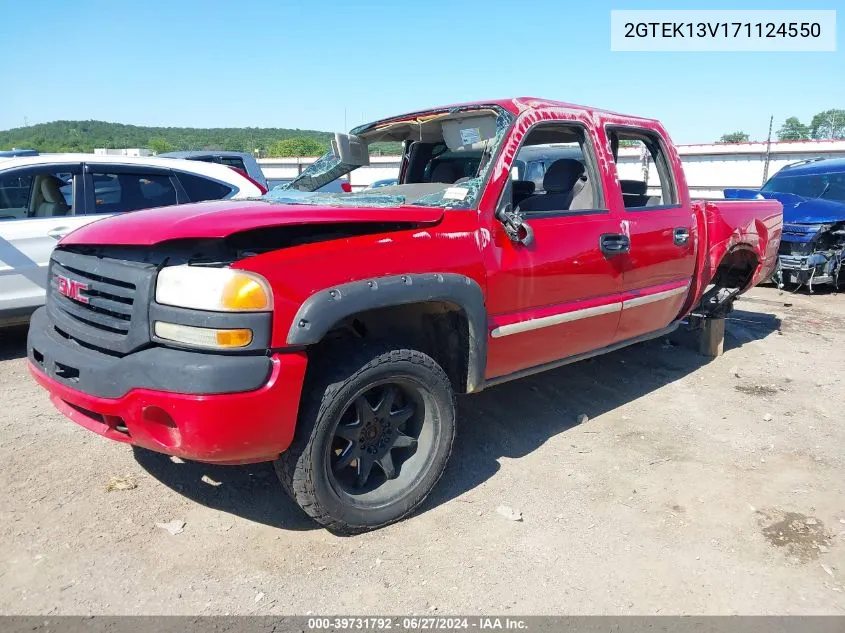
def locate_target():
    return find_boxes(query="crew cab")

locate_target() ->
[27,98,782,533]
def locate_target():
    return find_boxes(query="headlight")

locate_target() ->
[155,265,272,312]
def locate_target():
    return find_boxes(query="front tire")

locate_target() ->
[276,344,456,534]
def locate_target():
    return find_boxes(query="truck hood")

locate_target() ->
[725,188,845,224]
[61,200,444,246]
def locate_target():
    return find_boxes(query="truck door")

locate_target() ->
[604,126,696,342]
[483,116,626,379]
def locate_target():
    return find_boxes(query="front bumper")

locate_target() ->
[777,252,840,287]
[27,307,308,464]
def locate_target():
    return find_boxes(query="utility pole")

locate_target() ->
[762,115,774,186]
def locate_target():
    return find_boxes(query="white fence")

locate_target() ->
[259,139,845,195]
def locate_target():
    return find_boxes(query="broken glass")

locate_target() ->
[271,106,515,210]
[264,189,406,208]
[413,108,513,210]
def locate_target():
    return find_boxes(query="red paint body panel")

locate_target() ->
[486,293,622,377]
[33,97,783,464]
[704,199,783,287]
[233,211,486,349]
[480,105,625,377]
[615,279,691,341]
[60,199,444,246]
[28,353,308,464]
[482,211,625,377]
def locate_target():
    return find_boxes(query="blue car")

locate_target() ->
[725,157,845,290]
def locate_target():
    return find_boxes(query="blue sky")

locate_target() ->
[0,0,842,144]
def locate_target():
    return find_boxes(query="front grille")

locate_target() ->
[779,255,809,270]
[51,260,136,335]
[48,249,156,355]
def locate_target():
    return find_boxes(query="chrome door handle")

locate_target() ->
[47,227,71,240]
[673,228,690,246]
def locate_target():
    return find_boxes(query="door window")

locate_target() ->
[0,169,75,220]
[607,129,678,209]
[220,156,247,171]
[509,124,603,215]
[176,172,234,202]
[90,172,177,213]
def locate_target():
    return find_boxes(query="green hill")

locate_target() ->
[0,120,336,157]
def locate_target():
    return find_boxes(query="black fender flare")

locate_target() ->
[286,273,487,392]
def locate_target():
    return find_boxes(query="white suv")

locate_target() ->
[0,154,264,325]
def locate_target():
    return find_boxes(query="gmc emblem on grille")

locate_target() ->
[55,274,89,304]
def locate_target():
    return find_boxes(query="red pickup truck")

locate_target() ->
[27,98,782,533]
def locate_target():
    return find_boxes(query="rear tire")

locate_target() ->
[275,343,456,534]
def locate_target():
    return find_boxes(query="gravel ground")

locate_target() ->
[1,285,844,615]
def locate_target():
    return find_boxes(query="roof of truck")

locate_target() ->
[361,98,660,131]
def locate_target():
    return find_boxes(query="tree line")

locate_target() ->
[718,109,845,144]
[16,113,840,155]
[0,120,340,157]
[0,120,406,157]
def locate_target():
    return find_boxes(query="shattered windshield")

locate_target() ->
[264,189,406,208]
[265,106,514,209]
[762,171,845,203]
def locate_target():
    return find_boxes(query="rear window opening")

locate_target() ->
[607,128,679,209]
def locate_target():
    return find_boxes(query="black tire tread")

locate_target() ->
[275,342,455,534]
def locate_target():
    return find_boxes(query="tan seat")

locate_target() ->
[35,176,70,217]
[518,159,585,212]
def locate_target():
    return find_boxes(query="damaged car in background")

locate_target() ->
[726,157,845,291]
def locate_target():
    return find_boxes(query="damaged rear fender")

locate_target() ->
[696,246,760,318]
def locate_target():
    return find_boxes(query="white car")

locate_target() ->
[0,154,264,325]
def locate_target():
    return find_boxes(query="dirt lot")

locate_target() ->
[1,285,844,615]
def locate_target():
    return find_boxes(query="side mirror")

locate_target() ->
[332,133,370,167]
[496,203,534,247]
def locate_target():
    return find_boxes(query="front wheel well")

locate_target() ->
[308,301,472,394]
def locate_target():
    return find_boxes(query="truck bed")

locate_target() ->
[684,199,783,313]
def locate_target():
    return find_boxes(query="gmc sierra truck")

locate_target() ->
[27,98,783,533]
